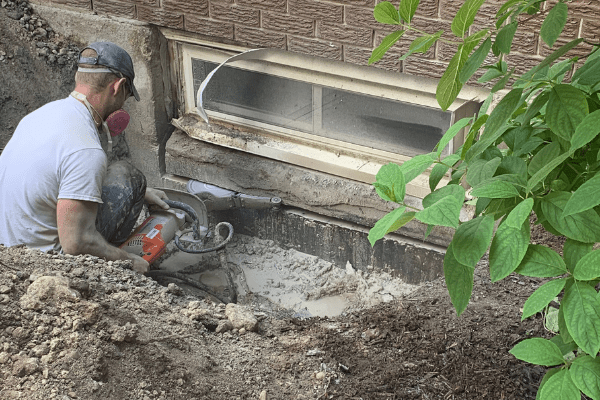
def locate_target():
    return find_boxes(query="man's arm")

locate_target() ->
[56,198,149,273]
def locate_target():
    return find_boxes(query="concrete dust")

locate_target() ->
[157,234,419,318]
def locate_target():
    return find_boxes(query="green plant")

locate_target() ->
[368,0,600,398]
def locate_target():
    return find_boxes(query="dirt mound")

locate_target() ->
[0,243,549,399]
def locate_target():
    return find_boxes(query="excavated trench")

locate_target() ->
[152,231,420,318]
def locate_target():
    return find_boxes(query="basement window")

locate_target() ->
[165,32,488,197]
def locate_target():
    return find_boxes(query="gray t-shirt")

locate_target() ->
[0,96,107,252]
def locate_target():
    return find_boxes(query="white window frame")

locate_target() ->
[162,28,489,198]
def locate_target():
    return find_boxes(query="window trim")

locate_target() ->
[162,28,489,197]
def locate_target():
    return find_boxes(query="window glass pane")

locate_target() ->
[320,88,452,156]
[192,59,313,131]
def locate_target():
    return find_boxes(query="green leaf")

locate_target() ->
[537,369,563,400]
[471,179,521,199]
[572,57,600,86]
[563,173,600,218]
[466,88,523,162]
[461,114,488,159]
[517,91,550,126]
[491,68,514,93]
[443,243,474,316]
[373,1,400,25]
[522,278,567,320]
[489,218,530,282]
[570,110,600,151]
[495,21,518,54]
[564,239,593,274]
[459,37,492,84]
[559,300,575,344]
[562,281,600,356]
[452,215,494,267]
[570,355,600,400]
[528,142,562,177]
[400,31,443,60]
[496,0,521,18]
[542,192,600,243]
[368,207,408,246]
[374,163,405,202]
[526,151,572,192]
[415,196,462,228]
[429,155,460,192]
[574,249,600,281]
[515,38,585,86]
[516,244,568,277]
[435,117,472,158]
[540,2,568,48]
[369,30,405,65]
[398,0,420,24]
[423,184,465,208]
[436,42,475,111]
[538,369,581,400]
[509,337,565,366]
[550,334,578,356]
[466,157,501,188]
[478,66,506,83]
[399,153,435,183]
[546,85,589,141]
[504,197,534,229]
[451,0,487,38]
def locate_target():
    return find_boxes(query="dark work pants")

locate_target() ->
[96,160,147,246]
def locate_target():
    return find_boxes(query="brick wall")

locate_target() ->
[34,0,600,81]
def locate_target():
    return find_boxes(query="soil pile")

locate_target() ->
[1,241,550,399]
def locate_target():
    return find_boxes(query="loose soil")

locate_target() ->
[1,2,564,399]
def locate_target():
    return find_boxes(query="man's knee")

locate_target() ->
[104,160,146,192]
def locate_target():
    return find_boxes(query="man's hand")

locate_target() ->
[128,253,150,273]
[145,188,169,210]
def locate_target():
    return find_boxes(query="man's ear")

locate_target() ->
[112,77,127,96]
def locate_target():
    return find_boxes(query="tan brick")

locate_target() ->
[329,0,374,8]
[344,45,402,72]
[512,28,538,55]
[163,0,208,16]
[288,36,343,60]
[319,21,372,46]
[236,0,286,13]
[437,40,460,62]
[137,5,183,29]
[289,0,343,24]
[345,5,380,29]
[403,57,448,79]
[374,29,436,60]
[539,37,593,59]
[411,0,440,19]
[546,0,600,20]
[440,0,502,27]
[93,0,135,18]
[582,18,600,43]
[51,0,91,10]
[235,26,287,49]
[505,53,545,75]
[185,15,234,38]
[210,3,259,27]
[410,16,453,41]
[263,11,315,36]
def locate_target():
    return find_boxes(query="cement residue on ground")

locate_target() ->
[158,234,420,318]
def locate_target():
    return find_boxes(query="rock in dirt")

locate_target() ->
[20,275,80,310]
[225,303,258,332]
[12,356,39,377]
[215,319,233,333]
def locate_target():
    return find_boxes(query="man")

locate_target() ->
[0,41,167,273]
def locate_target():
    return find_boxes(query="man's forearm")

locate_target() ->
[67,229,133,262]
